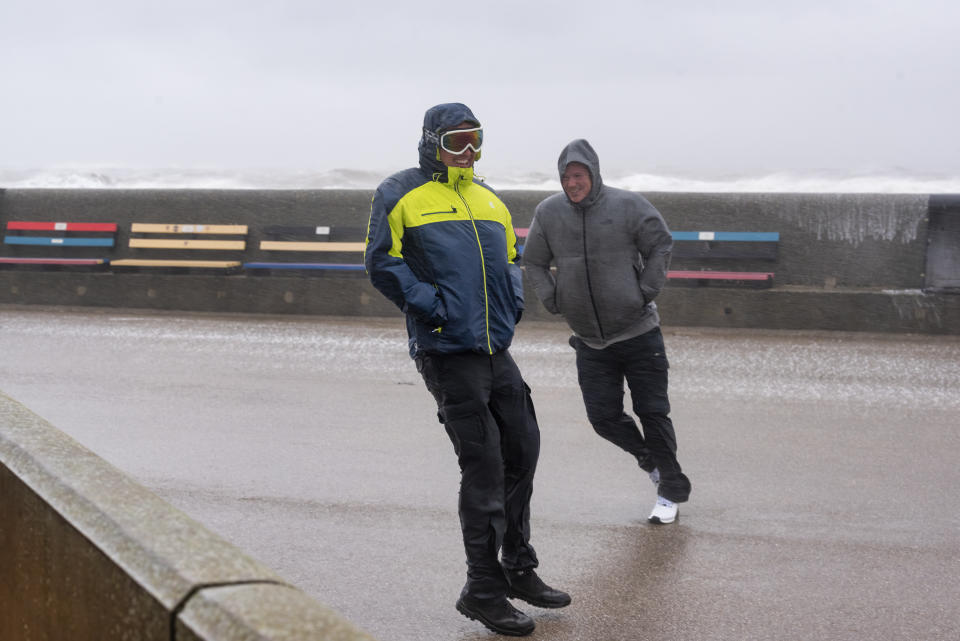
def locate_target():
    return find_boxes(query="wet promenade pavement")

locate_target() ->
[2,305,959,641]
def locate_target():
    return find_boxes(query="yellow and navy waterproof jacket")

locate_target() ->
[365,105,523,358]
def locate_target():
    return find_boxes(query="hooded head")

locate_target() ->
[558,139,603,207]
[418,103,481,176]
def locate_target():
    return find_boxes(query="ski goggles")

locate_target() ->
[424,126,484,154]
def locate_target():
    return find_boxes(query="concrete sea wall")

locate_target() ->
[0,188,957,333]
[0,390,378,641]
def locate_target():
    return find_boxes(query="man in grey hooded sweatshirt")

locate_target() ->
[522,139,692,523]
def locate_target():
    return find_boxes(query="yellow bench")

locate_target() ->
[115,223,249,272]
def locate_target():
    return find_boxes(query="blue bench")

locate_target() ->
[668,231,778,287]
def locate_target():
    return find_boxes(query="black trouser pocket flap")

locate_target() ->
[442,399,487,447]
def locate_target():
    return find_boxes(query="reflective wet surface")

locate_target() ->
[2,306,959,640]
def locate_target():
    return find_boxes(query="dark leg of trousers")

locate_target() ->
[417,350,540,600]
[573,328,691,503]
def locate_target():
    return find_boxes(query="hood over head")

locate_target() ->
[418,103,481,176]
[557,139,603,207]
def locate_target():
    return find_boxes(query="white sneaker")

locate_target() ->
[648,496,678,524]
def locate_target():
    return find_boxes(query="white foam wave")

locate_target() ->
[1,167,958,194]
[607,171,960,194]
[0,168,384,190]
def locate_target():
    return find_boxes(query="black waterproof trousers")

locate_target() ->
[416,349,541,600]
[571,327,692,503]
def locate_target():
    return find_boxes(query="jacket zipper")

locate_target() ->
[580,206,605,341]
[455,180,493,354]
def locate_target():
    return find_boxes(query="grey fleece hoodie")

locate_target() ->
[523,139,672,349]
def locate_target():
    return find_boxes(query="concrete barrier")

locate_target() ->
[0,390,378,641]
[0,188,957,333]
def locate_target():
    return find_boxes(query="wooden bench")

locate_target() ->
[245,225,365,274]
[515,227,776,287]
[111,223,247,272]
[0,221,116,269]
[668,231,778,287]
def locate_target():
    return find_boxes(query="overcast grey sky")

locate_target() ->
[1,0,958,179]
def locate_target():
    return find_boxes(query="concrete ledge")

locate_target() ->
[1,271,957,334]
[177,584,378,641]
[0,390,377,641]
[653,286,960,334]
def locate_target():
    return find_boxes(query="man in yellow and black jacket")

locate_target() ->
[365,103,569,637]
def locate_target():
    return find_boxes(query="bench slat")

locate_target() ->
[6,222,118,232]
[0,257,106,265]
[4,236,115,247]
[259,241,366,252]
[131,223,248,235]
[244,262,365,271]
[110,259,241,268]
[262,225,332,237]
[672,231,779,242]
[668,270,773,281]
[129,238,246,250]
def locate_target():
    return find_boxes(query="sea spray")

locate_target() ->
[755,193,928,245]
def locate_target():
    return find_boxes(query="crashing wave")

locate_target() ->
[1,167,958,193]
